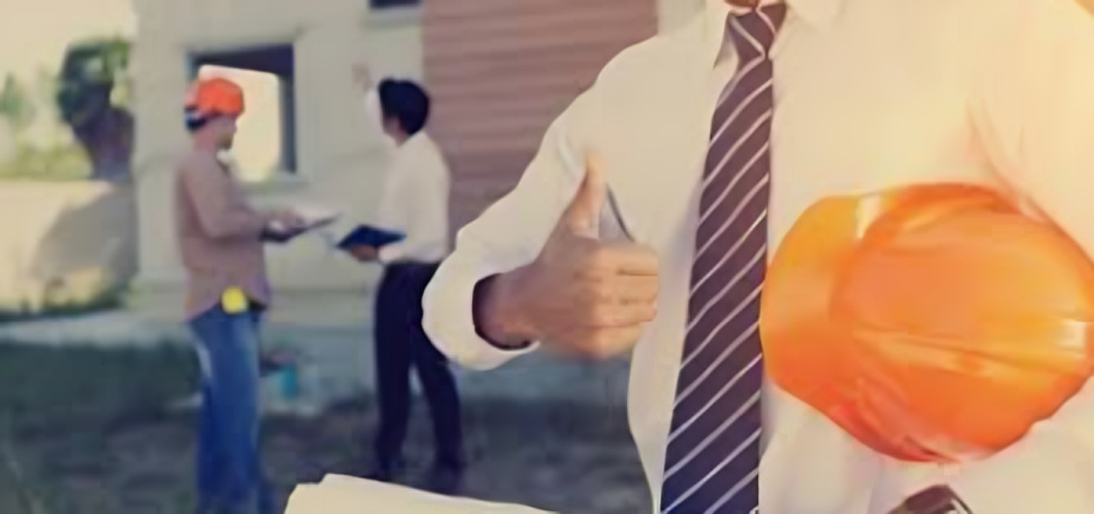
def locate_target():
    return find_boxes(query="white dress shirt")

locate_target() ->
[364,88,452,264]
[423,0,1094,512]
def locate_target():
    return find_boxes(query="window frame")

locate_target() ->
[186,43,298,179]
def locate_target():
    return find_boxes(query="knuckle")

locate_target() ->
[585,245,616,271]
[640,279,660,301]
[587,302,614,325]
[576,275,613,303]
[592,279,616,303]
[577,278,612,306]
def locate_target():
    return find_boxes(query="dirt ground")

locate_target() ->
[0,345,650,514]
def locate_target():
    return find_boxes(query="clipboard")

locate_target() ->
[335,225,406,250]
[264,206,341,244]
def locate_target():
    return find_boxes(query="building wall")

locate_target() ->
[0,182,136,311]
[129,0,705,294]
[422,0,660,233]
[130,0,424,291]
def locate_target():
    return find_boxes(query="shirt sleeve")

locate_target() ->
[180,155,269,240]
[421,88,602,370]
[950,1,1094,512]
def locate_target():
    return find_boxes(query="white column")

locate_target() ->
[130,33,191,288]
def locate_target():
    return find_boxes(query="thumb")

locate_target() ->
[564,153,608,237]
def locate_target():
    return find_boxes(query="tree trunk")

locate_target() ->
[72,107,134,182]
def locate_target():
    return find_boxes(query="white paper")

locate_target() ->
[267,205,342,235]
[291,204,342,227]
[284,474,557,514]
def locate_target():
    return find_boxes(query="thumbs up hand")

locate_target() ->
[477,155,661,358]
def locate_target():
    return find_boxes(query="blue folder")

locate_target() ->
[336,225,406,250]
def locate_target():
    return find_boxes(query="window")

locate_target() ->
[370,0,419,9]
[189,44,296,182]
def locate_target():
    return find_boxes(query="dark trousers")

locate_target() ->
[373,262,464,471]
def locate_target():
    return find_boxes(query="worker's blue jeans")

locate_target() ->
[189,305,273,514]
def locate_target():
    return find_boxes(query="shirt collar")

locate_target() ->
[703,0,845,65]
[401,131,431,150]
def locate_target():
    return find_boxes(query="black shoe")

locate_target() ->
[423,464,464,496]
[363,457,406,483]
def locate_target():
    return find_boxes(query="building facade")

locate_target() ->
[130,0,703,293]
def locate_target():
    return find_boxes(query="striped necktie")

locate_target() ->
[660,4,786,514]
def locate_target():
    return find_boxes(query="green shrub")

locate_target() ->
[0,283,126,323]
[0,144,91,182]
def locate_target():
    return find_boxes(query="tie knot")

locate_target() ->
[727,3,787,60]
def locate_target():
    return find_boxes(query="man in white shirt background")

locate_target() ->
[422,0,1094,513]
[347,66,464,496]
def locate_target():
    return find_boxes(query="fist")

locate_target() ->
[486,155,660,358]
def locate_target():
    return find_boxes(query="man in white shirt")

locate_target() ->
[422,0,1094,513]
[349,68,464,495]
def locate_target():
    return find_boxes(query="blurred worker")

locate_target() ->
[175,76,305,514]
[349,65,464,495]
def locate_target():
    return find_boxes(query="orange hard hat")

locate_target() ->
[761,183,1094,462]
[184,77,244,121]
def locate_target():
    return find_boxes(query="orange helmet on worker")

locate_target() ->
[184,77,244,150]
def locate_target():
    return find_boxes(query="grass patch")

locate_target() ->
[0,145,90,182]
[0,343,196,434]
[0,343,197,514]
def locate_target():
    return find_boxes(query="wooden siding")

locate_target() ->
[422,0,658,234]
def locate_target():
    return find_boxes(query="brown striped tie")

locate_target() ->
[660,4,786,514]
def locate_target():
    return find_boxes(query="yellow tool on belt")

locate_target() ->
[221,287,249,314]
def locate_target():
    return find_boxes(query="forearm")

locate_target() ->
[422,250,541,371]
